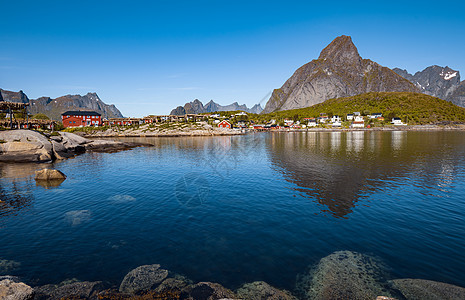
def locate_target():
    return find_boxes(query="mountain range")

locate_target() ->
[393,66,465,107]
[0,89,124,120]
[262,35,418,114]
[170,99,263,115]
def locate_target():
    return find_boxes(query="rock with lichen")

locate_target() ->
[236,281,297,300]
[296,250,400,300]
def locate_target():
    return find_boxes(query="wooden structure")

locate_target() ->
[0,101,56,130]
[62,111,102,128]
[103,114,208,126]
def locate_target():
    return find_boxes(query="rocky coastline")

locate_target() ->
[0,130,143,163]
[80,125,244,138]
[1,251,464,300]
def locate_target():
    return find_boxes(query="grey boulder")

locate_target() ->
[236,281,297,300]
[0,279,34,300]
[391,278,465,300]
[119,264,169,294]
[34,169,66,181]
[33,281,105,300]
[181,282,237,300]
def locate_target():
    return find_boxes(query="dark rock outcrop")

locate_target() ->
[170,99,263,115]
[296,250,400,300]
[180,281,237,300]
[262,35,418,113]
[391,278,465,300]
[33,281,105,300]
[119,264,169,294]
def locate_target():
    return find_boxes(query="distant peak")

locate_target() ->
[318,35,360,63]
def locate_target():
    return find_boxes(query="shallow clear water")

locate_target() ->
[0,131,464,290]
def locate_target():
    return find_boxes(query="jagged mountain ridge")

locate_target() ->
[0,89,124,120]
[393,66,465,107]
[170,99,263,115]
[262,35,418,114]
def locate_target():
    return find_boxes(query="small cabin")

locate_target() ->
[218,120,232,129]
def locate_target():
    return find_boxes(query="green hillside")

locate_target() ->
[262,92,465,125]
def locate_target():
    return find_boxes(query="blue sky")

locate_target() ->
[1,0,464,117]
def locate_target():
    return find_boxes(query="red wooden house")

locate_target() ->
[61,111,102,128]
[217,120,232,129]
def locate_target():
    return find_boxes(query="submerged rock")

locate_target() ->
[64,210,92,226]
[181,281,237,300]
[33,280,105,300]
[119,264,169,294]
[0,278,34,300]
[391,278,465,300]
[236,281,297,300]
[296,250,398,300]
[0,260,21,274]
[108,194,136,203]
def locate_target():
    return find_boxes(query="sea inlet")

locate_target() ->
[1,131,464,294]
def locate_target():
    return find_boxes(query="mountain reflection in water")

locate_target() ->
[269,131,464,218]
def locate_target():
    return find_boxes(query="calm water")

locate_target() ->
[0,131,465,290]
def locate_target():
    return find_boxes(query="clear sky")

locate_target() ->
[1,0,464,117]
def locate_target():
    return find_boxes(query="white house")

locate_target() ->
[284,119,294,126]
[235,112,247,116]
[307,119,317,127]
[351,115,365,128]
[330,115,342,127]
[346,114,354,121]
[370,113,383,119]
[391,118,407,125]
[211,114,220,118]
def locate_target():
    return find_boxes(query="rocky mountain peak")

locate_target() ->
[394,65,461,101]
[262,36,418,114]
[318,35,361,65]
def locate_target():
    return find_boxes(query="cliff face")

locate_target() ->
[394,66,464,107]
[449,81,465,107]
[0,89,30,103]
[0,89,124,120]
[262,35,418,114]
[170,99,263,115]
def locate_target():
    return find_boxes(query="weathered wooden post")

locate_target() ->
[9,107,13,129]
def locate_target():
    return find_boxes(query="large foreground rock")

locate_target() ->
[0,279,34,300]
[296,251,399,300]
[391,278,465,300]
[0,130,53,162]
[119,264,169,294]
[33,281,105,300]
[236,281,297,300]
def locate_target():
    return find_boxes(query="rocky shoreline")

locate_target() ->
[1,251,464,300]
[78,123,244,138]
[0,130,144,163]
